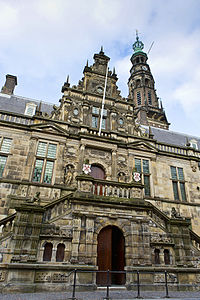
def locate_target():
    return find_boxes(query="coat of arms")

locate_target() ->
[83,164,91,175]
[133,172,141,182]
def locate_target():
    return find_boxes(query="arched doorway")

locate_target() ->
[97,225,125,285]
[91,164,105,179]
[91,165,105,195]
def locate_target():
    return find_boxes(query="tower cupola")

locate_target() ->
[128,33,170,130]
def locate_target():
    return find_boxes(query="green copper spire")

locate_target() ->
[132,30,144,53]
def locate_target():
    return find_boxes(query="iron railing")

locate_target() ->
[68,269,171,300]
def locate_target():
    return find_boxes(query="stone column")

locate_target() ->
[111,149,117,181]
[78,144,85,174]
[85,217,95,264]
[71,215,81,263]
[22,137,37,181]
[83,101,90,126]
[55,142,65,184]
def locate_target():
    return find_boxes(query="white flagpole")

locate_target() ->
[98,63,109,136]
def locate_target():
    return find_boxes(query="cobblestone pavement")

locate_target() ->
[0,290,200,300]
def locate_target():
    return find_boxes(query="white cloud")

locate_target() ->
[0,0,200,135]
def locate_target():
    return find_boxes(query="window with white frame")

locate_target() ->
[0,137,12,177]
[170,166,186,201]
[32,142,57,184]
[189,139,198,150]
[24,103,37,116]
[134,158,150,196]
[92,106,107,130]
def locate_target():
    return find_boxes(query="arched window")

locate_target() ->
[136,79,141,88]
[56,243,65,262]
[91,165,105,180]
[154,249,160,264]
[137,92,141,105]
[148,91,152,105]
[145,78,150,86]
[43,242,53,261]
[164,249,170,265]
[91,165,105,196]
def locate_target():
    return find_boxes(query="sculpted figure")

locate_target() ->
[64,165,74,185]
[26,192,41,205]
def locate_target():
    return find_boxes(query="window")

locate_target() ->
[189,139,198,150]
[92,116,98,128]
[135,158,150,196]
[148,91,152,105]
[24,103,37,116]
[137,92,141,105]
[43,242,53,261]
[56,243,65,262]
[92,106,107,130]
[32,142,57,184]
[0,138,12,177]
[164,249,170,265]
[154,249,160,264]
[170,166,186,201]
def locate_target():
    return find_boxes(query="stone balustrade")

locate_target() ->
[0,213,16,237]
[76,175,144,199]
[190,229,200,251]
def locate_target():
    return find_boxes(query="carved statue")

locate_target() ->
[64,164,74,185]
[118,172,126,183]
[26,192,41,205]
[171,207,181,219]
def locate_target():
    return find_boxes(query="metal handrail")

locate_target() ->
[68,269,171,300]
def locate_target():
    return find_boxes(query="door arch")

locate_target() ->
[91,164,105,179]
[97,225,125,285]
[91,164,105,195]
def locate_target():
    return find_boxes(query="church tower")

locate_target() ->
[128,33,169,129]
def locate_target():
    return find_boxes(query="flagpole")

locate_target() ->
[98,63,109,136]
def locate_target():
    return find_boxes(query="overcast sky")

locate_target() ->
[0,0,200,136]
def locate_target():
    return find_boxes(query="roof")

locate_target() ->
[0,93,53,115]
[149,126,200,149]
[1,92,200,149]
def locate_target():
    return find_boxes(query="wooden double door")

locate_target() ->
[97,225,125,285]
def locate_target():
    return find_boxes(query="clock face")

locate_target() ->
[119,118,124,125]
[73,108,79,116]
[142,66,148,71]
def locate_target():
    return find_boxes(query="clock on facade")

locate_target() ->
[97,86,103,94]
[73,108,79,116]
[142,66,148,71]
[119,118,124,125]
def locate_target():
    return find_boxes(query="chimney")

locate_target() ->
[1,74,17,95]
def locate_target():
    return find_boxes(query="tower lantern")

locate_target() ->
[128,33,169,130]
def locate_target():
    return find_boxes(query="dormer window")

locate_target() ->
[25,103,37,116]
[189,139,198,150]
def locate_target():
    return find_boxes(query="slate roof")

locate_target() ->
[0,93,53,115]
[149,126,200,149]
[0,92,200,149]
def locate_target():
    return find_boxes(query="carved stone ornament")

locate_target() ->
[190,161,197,172]
[26,192,41,204]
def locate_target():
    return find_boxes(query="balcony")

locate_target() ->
[76,174,144,199]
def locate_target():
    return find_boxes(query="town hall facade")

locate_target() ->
[0,35,200,292]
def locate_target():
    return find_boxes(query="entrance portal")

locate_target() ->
[97,225,125,285]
